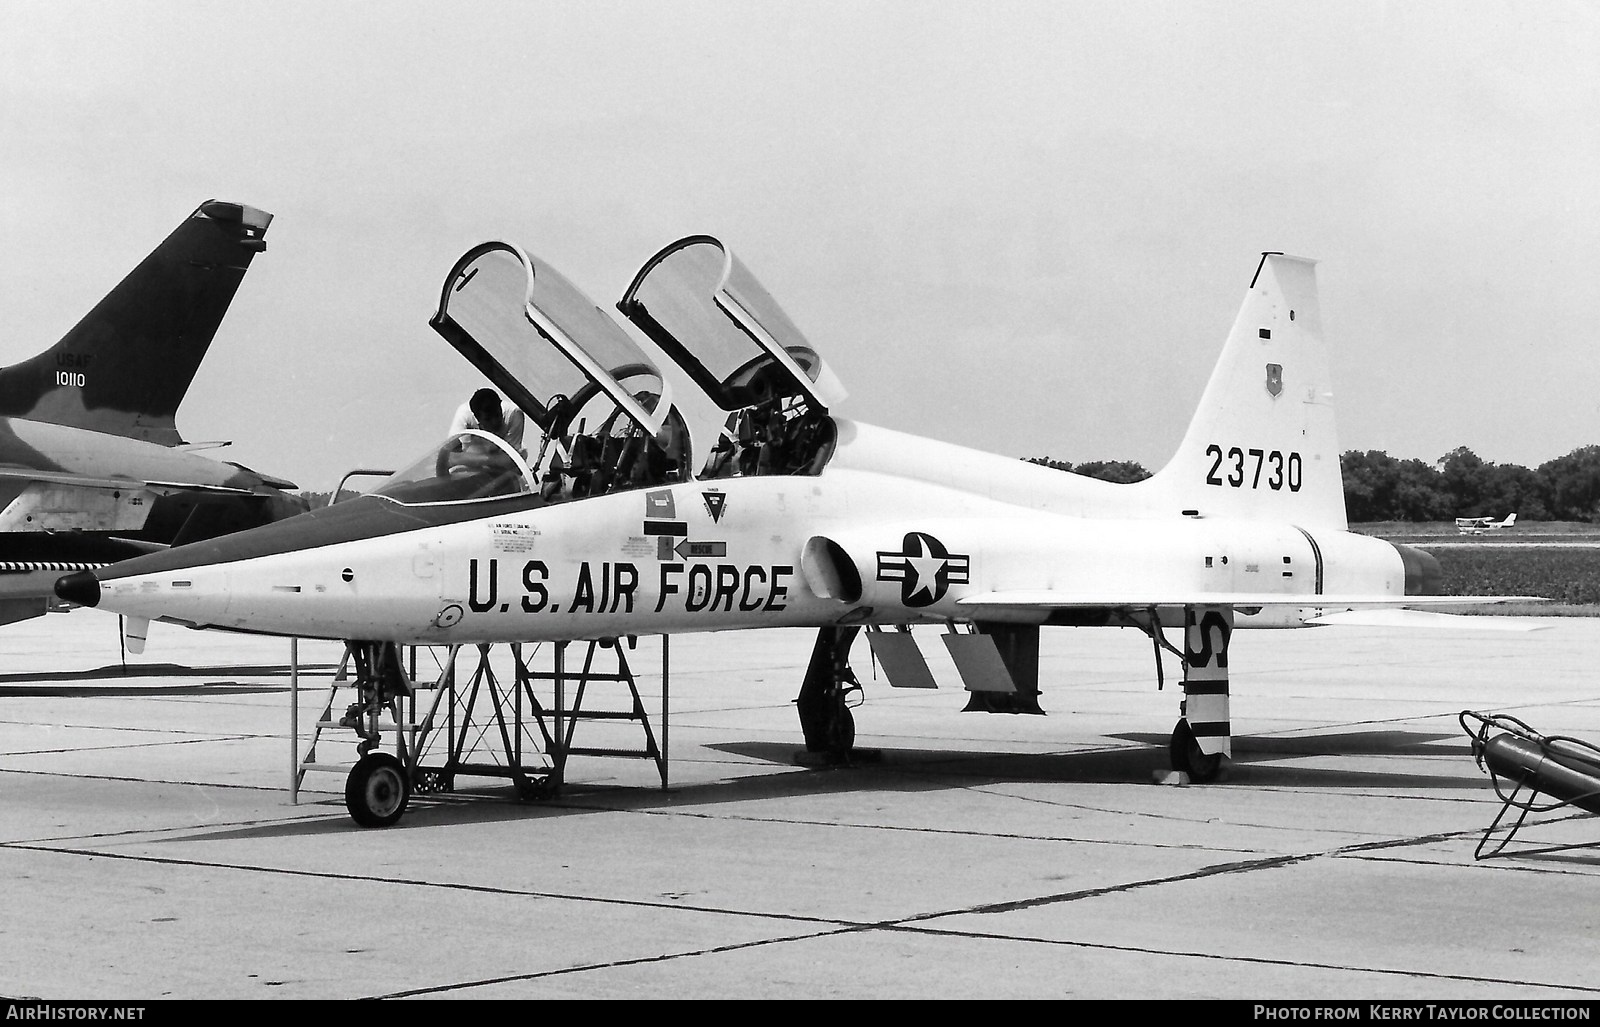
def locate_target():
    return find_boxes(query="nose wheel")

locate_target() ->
[345,751,411,827]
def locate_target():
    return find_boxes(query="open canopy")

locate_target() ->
[430,242,672,438]
[618,236,846,413]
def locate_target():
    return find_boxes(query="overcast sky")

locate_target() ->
[2,0,1596,491]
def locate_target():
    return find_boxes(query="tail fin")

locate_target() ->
[1503,513,1517,527]
[0,200,272,446]
[1142,253,1347,530]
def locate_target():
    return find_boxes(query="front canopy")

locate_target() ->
[430,241,671,438]
[370,430,536,506]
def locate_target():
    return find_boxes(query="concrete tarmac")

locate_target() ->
[1,608,1598,1001]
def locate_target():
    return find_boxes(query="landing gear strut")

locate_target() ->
[1171,605,1233,782]
[795,626,862,762]
[339,641,414,826]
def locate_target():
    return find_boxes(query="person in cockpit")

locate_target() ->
[449,387,526,455]
[432,388,531,498]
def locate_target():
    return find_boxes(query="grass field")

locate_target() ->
[1353,521,1600,615]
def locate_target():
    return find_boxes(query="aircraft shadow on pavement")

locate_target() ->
[160,727,1497,842]
[1111,728,1485,790]
[161,741,1152,842]
[713,730,1481,791]
[0,662,338,685]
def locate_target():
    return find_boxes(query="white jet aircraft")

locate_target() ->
[1456,513,1517,535]
[55,239,1534,825]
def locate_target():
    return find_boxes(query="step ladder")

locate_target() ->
[529,636,669,790]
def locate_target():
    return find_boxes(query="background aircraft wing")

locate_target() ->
[139,479,256,495]
[0,466,254,495]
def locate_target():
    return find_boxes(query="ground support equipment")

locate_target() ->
[292,636,669,825]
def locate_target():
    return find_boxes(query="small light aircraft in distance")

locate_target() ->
[1456,513,1517,535]
[56,238,1537,825]
[0,200,306,628]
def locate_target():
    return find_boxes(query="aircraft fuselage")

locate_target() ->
[79,436,1419,643]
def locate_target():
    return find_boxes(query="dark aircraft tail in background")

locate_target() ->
[0,200,273,446]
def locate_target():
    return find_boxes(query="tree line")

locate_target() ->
[1029,446,1600,522]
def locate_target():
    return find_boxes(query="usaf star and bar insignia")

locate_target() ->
[875,531,970,607]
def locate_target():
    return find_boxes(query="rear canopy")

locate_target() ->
[618,235,845,413]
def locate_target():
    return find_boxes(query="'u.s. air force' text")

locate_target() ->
[467,559,792,615]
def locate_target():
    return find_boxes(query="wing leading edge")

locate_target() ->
[956,590,1542,610]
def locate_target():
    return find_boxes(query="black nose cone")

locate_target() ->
[55,570,102,608]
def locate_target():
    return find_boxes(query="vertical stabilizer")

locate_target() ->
[0,200,272,446]
[1143,254,1346,530]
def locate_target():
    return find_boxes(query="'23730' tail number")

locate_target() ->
[1205,445,1302,491]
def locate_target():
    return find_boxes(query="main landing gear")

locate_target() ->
[1170,717,1223,783]
[1171,605,1233,782]
[795,626,865,763]
[1139,605,1234,783]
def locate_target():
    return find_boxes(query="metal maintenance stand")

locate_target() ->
[291,635,670,825]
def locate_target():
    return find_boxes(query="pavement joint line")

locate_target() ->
[893,824,1503,923]
[880,922,1600,996]
[0,718,272,736]
[370,930,1600,1001]
[0,734,264,757]
[0,841,881,930]
[370,926,870,999]
[3,803,1597,992]
[558,800,1267,852]
[371,880,1600,999]
[0,762,294,792]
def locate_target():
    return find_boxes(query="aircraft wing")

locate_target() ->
[1299,608,1548,631]
[956,590,1542,611]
